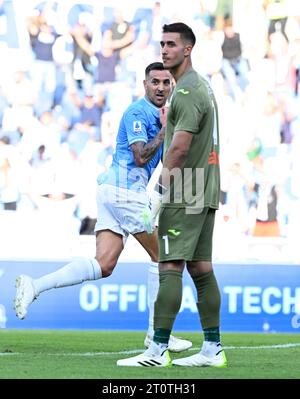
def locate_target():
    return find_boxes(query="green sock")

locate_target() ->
[153,328,170,345]
[192,271,221,330]
[153,270,182,344]
[203,326,220,343]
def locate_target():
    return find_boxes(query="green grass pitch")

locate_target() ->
[0,330,300,379]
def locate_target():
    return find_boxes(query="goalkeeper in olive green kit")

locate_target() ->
[118,22,227,367]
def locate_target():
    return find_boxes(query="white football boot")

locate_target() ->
[14,275,37,320]
[172,341,227,367]
[117,341,172,367]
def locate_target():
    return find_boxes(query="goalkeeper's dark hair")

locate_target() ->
[162,23,196,46]
[145,62,165,78]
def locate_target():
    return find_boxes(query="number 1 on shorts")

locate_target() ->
[162,235,169,254]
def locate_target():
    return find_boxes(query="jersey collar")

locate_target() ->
[143,96,160,112]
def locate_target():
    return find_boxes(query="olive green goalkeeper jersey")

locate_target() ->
[163,69,220,210]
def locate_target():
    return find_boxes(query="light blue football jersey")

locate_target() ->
[98,97,163,191]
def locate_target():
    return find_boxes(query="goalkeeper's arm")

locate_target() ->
[150,181,167,226]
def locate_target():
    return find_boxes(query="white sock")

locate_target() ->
[147,261,159,338]
[201,341,221,356]
[33,258,102,295]
[148,341,168,355]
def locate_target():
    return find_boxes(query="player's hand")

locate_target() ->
[160,106,168,128]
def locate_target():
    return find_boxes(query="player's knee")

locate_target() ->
[96,256,117,278]
[101,269,113,278]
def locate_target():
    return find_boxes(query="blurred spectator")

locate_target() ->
[254,91,282,158]
[69,88,106,141]
[0,136,19,210]
[0,0,21,49]
[148,2,169,57]
[266,26,293,89]
[69,11,96,91]
[52,32,75,107]
[16,115,46,162]
[221,16,249,100]
[131,6,152,49]
[79,93,104,130]
[67,120,96,158]
[1,67,37,131]
[94,30,120,85]
[263,0,289,43]
[26,11,58,114]
[215,0,233,30]
[30,144,48,168]
[107,8,135,58]
[199,0,218,29]
[247,145,281,237]
[285,10,300,94]
[38,110,63,157]
[220,162,252,234]
[70,26,120,91]
[2,68,36,109]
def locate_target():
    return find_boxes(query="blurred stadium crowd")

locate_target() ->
[0,0,299,262]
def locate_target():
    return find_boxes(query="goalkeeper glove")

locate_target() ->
[142,191,162,234]
[142,183,166,233]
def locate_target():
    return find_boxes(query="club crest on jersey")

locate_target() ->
[133,121,142,133]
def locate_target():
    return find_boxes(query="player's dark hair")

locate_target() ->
[162,23,196,46]
[145,62,165,77]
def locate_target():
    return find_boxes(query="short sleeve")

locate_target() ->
[124,109,148,145]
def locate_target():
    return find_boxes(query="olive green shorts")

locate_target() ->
[158,207,216,262]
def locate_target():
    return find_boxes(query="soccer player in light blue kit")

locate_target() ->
[14,62,192,353]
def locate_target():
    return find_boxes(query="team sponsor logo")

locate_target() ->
[133,121,142,133]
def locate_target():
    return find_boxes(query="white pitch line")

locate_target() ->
[0,353,20,356]
[37,342,300,356]
[224,343,300,350]
[1,343,300,357]
[73,342,300,356]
